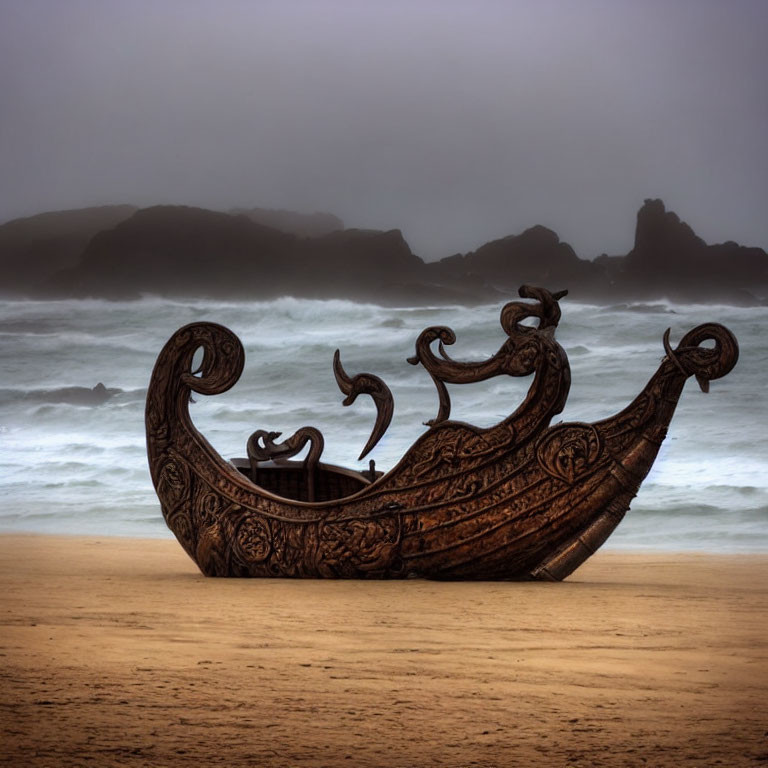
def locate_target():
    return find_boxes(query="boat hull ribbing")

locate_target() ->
[146,291,738,580]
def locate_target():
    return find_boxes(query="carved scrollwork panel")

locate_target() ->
[232,515,272,566]
[536,424,603,484]
[316,517,401,577]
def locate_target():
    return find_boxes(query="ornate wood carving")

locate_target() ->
[246,427,324,502]
[146,288,738,580]
[332,350,394,460]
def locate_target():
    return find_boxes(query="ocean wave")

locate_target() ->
[1,296,766,550]
[0,384,123,407]
[601,302,679,314]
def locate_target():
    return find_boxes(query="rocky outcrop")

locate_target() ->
[611,199,768,302]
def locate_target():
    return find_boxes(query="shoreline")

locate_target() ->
[4,529,768,555]
[1,534,767,766]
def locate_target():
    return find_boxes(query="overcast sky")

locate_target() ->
[0,0,765,260]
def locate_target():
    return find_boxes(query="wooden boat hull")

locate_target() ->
[146,290,738,580]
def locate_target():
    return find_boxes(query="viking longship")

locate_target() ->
[146,286,738,580]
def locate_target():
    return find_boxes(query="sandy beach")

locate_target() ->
[1,535,766,767]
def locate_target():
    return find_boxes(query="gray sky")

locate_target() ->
[1,0,766,260]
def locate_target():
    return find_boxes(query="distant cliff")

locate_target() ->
[426,225,609,300]
[45,206,453,302]
[0,205,137,292]
[229,207,343,237]
[2,199,766,304]
[52,206,292,298]
[597,198,768,303]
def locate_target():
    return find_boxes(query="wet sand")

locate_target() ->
[1,534,766,767]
